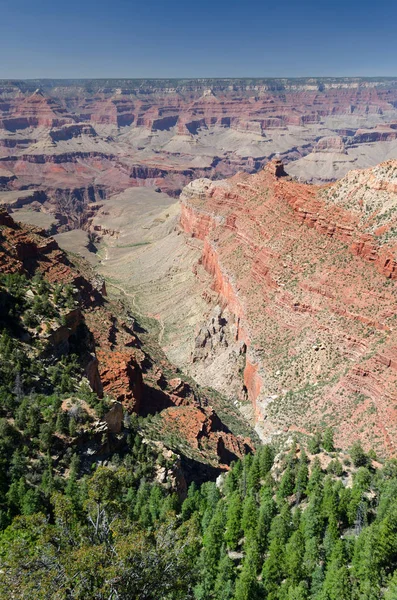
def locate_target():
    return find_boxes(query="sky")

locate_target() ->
[1,0,396,79]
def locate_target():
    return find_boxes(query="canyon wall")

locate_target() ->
[179,160,397,457]
[4,79,397,457]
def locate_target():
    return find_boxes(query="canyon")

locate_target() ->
[0,208,253,477]
[90,158,397,458]
[2,78,397,459]
[2,77,397,233]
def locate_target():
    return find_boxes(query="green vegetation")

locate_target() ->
[3,274,397,598]
[0,272,88,408]
[2,424,397,599]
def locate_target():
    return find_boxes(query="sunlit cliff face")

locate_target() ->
[177,160,397,456]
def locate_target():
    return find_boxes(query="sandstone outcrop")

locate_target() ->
[314,136,346,154]
[157,405,252,468]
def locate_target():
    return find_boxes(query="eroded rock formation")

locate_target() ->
[2,78,397,229]
[0,209,251,468]
[179,160,397,456]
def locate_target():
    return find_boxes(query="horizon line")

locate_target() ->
[2,75,397,81]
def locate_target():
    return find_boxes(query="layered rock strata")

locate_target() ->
[179,160,397,456]
[2,78,397,228]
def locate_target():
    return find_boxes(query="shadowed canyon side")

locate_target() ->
[0,208,254,475]
[3,78,397,232]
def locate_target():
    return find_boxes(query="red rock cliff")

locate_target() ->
[180,161,397,456]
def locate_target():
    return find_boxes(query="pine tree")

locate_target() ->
[303,490,324,541]
[350,440,368,468]
[199,502,226,592]
[295,449,309,501]
[278,464,295,499]
[327,459,343,476]
[201,481,221,531]
[182,483,200,520]
[311,565,325,599]
[384,569,397,600]
[262,537,285,596]
[6,477,27,514]
[26,404,41,437]
[247,453,261,492]
[259,445,274,478]
[268,503,292,546]
[8,449,26,482]
[320,541,352,600]
[257,488,276,555]
[322,477,339,521]
[68,417,77,437]
[287,582,309,600]
[56,410,69,434]
[240,454,253,498]
[303,536,321,582]
[351,525,382,599]
[40,454,54,498]
[323,427,335,452]
[307,456,324,493]
[235,540,261,600]
[21,488,41,515]
[377,503,397,570]
[148,484,163,522]
[60,373,73,394]
[39,422,53,451]
[308,431,322,454]
[159,492,179,521]
[224,460,243,496]
[241,492,259,537]
[323,516,339,560]
[214,548,236,600]
[66,457,80,507]
[285,529,306,584]
[225,490,242,550]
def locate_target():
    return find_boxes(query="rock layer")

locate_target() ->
[2,78,397,229]
[179,160,397,456]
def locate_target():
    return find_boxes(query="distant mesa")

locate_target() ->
[314,136,347,154]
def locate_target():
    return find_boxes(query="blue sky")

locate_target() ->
[1,0,396,78]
